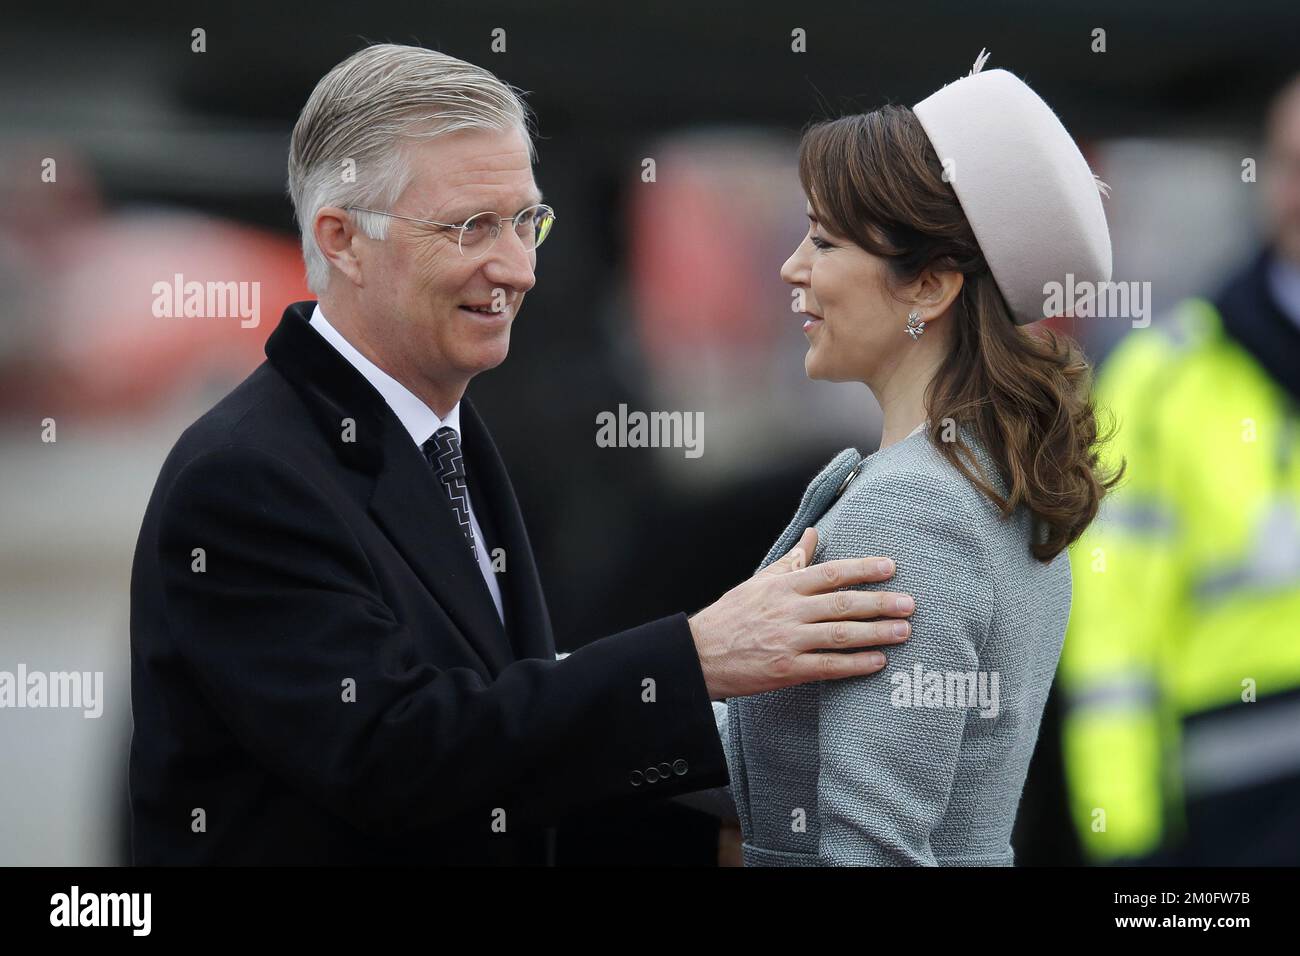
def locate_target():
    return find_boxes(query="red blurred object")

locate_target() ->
[0,210,310,420]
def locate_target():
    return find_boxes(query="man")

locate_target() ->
[128,43,915,865]
[1059,73,1300,864]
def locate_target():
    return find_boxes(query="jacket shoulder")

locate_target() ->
[165,360,316,474]
[847,429,1005,521]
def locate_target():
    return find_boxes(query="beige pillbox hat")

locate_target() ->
[913,51,1112,325]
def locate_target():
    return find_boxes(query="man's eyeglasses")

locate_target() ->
[345,203,556,259]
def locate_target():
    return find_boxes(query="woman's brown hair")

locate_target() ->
[797,105,1123,561]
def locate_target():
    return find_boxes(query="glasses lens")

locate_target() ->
[460,211,502,258]
[513,205,555,250]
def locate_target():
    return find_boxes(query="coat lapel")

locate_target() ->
[264,301,516,676]
[367,439,516,676]
[461,399,556,662]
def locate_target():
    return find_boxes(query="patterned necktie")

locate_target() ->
[421,426,479,560]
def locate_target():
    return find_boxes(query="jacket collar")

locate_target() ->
[264,300,391,475]
[264,301,554,674]
[1215,249,1300,409]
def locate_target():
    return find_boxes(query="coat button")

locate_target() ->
[630,770,644,786]
[672,759,688,776]
[645,766,660,783]
[658,762,673,779]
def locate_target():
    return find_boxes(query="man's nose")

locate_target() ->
[482,226,537,293]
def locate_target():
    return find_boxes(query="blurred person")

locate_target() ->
[1059,72,1300,865]
[127,43,918,866]
[707,54,1120,865]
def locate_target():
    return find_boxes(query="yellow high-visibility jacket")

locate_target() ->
[1061,251,1300,863]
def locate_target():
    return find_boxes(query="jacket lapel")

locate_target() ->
[264,301,515,677]
[367,439,516,676]
[461,399,556,662]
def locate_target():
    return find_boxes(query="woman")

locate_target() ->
[717,55,1122,865]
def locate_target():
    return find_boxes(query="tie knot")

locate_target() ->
[422,426,465,483]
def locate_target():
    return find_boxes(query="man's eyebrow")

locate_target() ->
[438,191,545,223]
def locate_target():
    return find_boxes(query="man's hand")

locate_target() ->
[689,528,913,700]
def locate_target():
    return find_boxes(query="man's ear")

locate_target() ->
[313,206,365,287]
[910,268,964,322]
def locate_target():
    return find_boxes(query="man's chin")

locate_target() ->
[465,336,513,376]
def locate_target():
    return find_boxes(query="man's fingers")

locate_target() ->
[791,649,891,682]
[802,588,915,622]
[763,527,818,576]
[795,618,911,653]
[788,556,897,595]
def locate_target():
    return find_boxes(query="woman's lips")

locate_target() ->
[802,314,824,332]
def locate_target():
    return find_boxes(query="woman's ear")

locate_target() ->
[910,268,964,322]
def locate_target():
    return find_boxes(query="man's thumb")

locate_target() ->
[771,527,817,573]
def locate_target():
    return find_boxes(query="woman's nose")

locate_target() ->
[780,243,808,285]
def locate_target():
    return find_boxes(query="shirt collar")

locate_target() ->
[308,302,459,447]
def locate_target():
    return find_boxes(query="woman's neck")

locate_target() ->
[872,347,945,451]
[878,402,928,451]
[863,316,946,450]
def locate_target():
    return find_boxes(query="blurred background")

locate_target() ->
[2,0,1298,865]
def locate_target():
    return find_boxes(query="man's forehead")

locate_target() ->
[427,183,542,219]
[404,132,539,214]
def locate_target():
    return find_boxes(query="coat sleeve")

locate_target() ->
[814,468,994,865]
[155,444,727,839]
[669,702,739,820]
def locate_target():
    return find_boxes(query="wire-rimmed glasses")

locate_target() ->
[345,203,556,259]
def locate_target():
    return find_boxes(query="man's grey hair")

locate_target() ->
[288,43,535,294]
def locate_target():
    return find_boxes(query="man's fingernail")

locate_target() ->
[895,596,914,612]
[870,653,886,667]
[875,559,893,575]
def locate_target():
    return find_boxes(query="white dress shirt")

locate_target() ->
[308,303,505,623]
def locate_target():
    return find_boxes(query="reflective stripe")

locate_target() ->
[1183,696,1300,798]
[1193,563,1300,605]
[1096,497,1178,537]
[1066,675,1159,712]
[1193,499,1300,606]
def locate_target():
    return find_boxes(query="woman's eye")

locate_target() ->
[810,235,833,250]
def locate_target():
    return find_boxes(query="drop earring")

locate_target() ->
[905,310,926,340]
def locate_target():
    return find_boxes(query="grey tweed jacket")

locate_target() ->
[719,424,1070,866]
